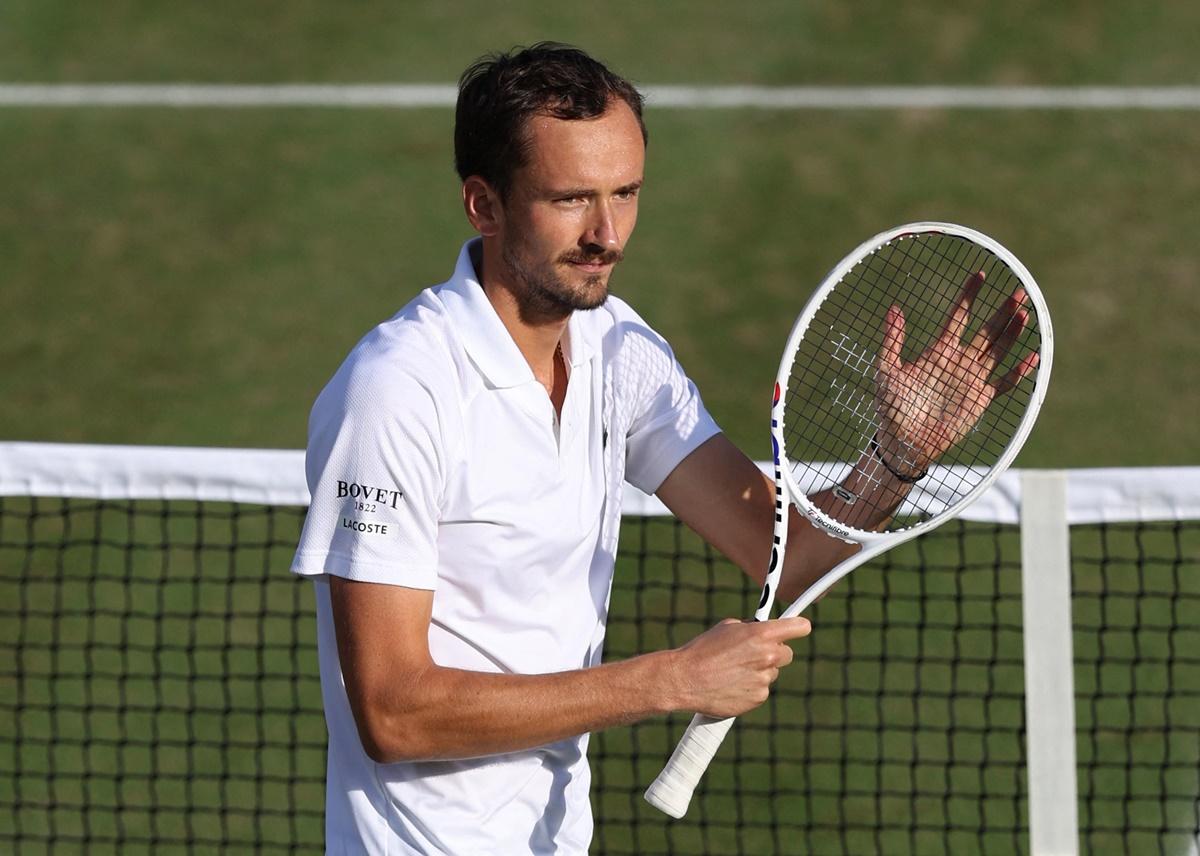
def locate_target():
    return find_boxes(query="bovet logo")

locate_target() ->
[337,480,403,509]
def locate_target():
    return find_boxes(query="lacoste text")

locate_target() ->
[342,517,389,535]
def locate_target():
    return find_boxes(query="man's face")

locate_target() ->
[496,100,645,321]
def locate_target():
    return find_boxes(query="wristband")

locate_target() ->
[870,434,928,483]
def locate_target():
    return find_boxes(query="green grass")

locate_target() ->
[2,108,1198,464]
[3,0,1200,85]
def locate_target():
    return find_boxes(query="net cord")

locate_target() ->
[3,442,1200,523]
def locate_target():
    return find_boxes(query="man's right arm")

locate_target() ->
[329,576,811,764]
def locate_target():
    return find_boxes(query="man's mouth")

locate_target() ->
[569,259,612,273]
[560,250,623,274]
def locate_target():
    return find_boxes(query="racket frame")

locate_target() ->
[777,221,1052,613]
[644,221,1053,818]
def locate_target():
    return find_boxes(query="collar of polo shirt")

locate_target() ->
[438,239,598,389]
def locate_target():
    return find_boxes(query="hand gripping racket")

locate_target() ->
[644,222,1053,818]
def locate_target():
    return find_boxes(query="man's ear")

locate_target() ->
[462,176,503,237]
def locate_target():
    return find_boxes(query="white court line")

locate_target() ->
[2,83,1200,109]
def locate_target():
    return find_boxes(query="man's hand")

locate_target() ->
[667,617,812,718]
[873,271,1040,476]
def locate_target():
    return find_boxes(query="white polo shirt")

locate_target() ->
[291,239,720,855]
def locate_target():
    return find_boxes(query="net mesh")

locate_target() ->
[1072,522,1200,854]
[1,495,1197,855]
[786,230,1043,532]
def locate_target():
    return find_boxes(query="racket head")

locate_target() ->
[773,222,1053,542]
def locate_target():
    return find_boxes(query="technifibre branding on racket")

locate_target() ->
[645,222,1052,818]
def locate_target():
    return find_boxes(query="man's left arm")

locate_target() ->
[655,433,912,604]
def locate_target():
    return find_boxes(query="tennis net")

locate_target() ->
[1,443,1197,855]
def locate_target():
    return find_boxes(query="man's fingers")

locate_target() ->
[993,351,1040,397]
[939,271,985,346]
[987,307,1029,366]
[972,287,1029,357]
[761,616,812,641]
[878,304,905,371]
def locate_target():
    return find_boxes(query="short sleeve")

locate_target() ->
[614,317,721,495]
[290,354,449,589]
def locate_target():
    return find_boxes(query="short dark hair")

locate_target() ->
[454,42,647,200]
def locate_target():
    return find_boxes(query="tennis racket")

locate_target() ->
[644,221,1053,818]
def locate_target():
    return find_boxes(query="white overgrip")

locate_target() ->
[643,713,736,818]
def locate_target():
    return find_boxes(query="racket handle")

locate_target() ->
[643,713,737,818]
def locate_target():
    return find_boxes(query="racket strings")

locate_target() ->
[858,238,1000,473]
[782,232,1042,533]
[792,237,992,467]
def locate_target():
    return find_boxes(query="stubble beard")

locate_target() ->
[502,243,623,324]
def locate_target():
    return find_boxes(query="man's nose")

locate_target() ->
[581,201,620,251]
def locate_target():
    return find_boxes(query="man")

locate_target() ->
[291,43,1031,854]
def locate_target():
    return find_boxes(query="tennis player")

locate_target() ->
[291,43,972,855]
